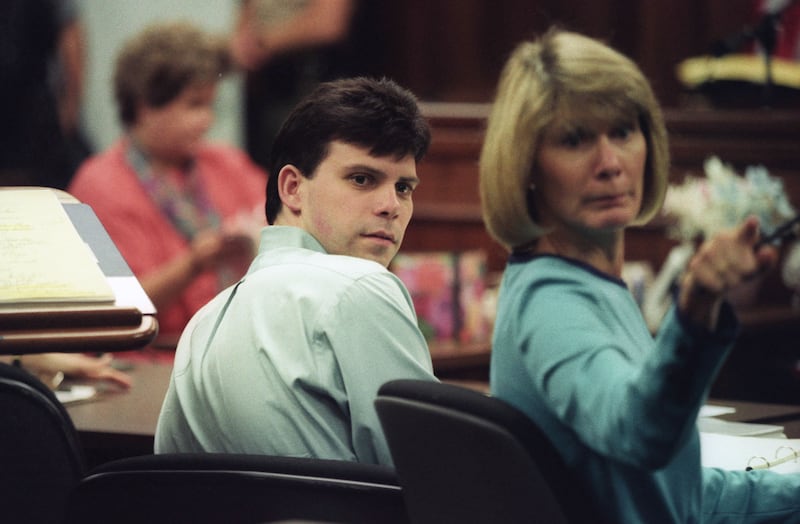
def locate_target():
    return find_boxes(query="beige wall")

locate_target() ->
[77,0,243,152]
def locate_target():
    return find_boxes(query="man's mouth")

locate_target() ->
[363,231,396,244]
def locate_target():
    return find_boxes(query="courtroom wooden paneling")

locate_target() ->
[403,103,508,272]
[409,103,800,284]
[667,109,800,173]
[411,102,800,400]
[376,0,757,107]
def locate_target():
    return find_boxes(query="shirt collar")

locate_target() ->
[258,225,327,255]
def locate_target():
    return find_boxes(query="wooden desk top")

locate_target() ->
[66,354,172,438]
[66,346,489,441]
[67,357,800,440]
[66,353,173,467]
[429,340,491,381]
[64,353,800,470]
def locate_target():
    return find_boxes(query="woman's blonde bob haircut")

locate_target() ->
[479,28,669,251]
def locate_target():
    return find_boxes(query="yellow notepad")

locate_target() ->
[0,189,115,305]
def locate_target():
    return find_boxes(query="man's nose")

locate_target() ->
[376,186,401,217]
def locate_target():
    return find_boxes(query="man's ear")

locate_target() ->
[277,164,304,214]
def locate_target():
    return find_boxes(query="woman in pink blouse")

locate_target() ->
[70,21,267,341]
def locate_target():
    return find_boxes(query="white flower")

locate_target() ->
[662,156,795,241]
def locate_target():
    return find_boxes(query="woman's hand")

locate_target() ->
[677,216,778,331]
[190,229,255,275]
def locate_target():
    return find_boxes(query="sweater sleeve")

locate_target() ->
[702,467,800,522]
[518,276,738,470]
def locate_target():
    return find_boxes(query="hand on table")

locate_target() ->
[20,352,133,389]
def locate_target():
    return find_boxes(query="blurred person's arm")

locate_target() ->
[56,11,85,135]
[231,0,354,70]
[139,228,254,311]
[1,353,131,389]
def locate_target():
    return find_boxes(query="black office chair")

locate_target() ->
[65,452,409,524]
[0,361,86,524]
[375,379,599,524]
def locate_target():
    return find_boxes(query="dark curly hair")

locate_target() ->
[114,21,231,127]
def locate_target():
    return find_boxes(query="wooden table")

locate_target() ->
[65,352,800,470]
[65,352,173,468]
[429,340,491,381]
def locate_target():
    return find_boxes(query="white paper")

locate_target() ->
[701,433,800,473]
[55,385,97,405]
[698,417,785,438]
[699,404,737,418]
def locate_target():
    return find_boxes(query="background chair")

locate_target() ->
[65,452,409,524]
[0,361,86,524]
[375,379,599,524]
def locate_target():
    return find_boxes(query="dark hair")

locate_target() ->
[114,21,231,127]
[265,77,431,224]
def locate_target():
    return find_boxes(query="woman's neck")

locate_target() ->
[534,230,625,277]
[128,131,189,173]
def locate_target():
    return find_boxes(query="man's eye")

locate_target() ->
[396,182,414,195]
[351,174,371,186]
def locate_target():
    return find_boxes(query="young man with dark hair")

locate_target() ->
[156,77,436,465]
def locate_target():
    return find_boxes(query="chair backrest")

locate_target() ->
[0,361,86,524]
[375,379,597,524]
[65,452,409,524]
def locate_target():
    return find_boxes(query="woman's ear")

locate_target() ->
[277,165,304,214]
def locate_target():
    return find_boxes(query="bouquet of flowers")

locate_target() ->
[643,157,797,327]
[662,156,795,241]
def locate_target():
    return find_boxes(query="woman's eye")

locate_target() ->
[561,131,584,147]
[611,125,633,139]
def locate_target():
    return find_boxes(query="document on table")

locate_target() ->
[697,417,786,438]
[701,433,800,474]
[699,404,737,418]
[0,189,115,305]
[55,385,97,405]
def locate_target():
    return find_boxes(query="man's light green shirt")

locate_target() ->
[155,226,436,465]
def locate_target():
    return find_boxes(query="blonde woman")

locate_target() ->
[481,28,798,523]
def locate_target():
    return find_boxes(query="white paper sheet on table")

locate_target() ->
[55,385,97,405]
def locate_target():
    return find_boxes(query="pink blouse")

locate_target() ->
[69,139,267,339]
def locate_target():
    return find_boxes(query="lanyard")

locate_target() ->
[126,140,221,241]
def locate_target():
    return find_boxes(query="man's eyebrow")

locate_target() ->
[398,174,420,186]
[346,164,420,185]
[346,163,384,175]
